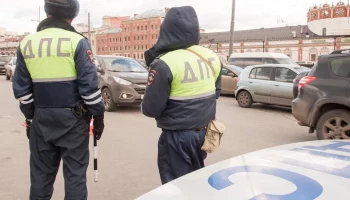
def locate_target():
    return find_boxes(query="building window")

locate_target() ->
[155,25,158,29]
[102,47,104,51]
[310,54,317,61]
[141,54,143,59]
[145,25,147,30]
[146,45,148,49]
[141,26,143,31]
[138,36,140,40]
[137,26,139,31]
[92,40,94,46]
[145,35,147,40]
[120,38,122,42]
[98,47,100,52]
[152,34,154,39]
[125,28,127,32]
[151,25,154,29]
[134,36,136,40]
[141,36,143,40]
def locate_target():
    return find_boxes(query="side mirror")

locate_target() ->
[97,65,102,72]
[97,65,105,74]
[228,72,237,77]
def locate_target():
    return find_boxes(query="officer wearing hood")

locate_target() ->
[142,6,222,184]
[12,0,105,199]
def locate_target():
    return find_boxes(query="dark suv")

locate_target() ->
[292,49,350,140]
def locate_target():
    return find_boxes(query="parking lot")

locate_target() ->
[0,77,316,200]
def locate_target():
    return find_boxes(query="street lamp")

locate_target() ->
[228,0,236,56]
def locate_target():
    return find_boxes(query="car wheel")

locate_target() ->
[102,87,116,112]
[237,90,253,108]
[5,71,10,80]
[316,109,350,140]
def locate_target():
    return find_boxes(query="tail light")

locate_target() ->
[298,76,316,90]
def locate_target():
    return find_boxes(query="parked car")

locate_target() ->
[95,55,148,111]
[228,52,298,68]
[292,49,350,140]
[0,55,12,75]
[5,57,17,81]
[136,140,350,200]
[136,59,147,69]
[221,65,241,95]
[235,64,309,108]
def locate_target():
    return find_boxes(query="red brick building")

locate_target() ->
[96,8,169,59]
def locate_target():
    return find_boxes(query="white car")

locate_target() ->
[137,140,350,200]
[228,52,297,69]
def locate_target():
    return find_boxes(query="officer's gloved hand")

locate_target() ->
[93,115,104,140]
[25,119,31,139]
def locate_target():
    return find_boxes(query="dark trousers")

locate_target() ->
[29,108,90,200]
[157,129,207,185]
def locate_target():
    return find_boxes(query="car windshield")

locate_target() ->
[102,57,147,72]
[275,58,298,65]
[227,65,243,75]
[0,56,11,62]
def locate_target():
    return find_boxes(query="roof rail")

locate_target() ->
[330,49,350,54]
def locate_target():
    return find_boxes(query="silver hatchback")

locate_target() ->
[235,64,309,108]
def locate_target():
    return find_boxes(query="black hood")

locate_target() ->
[144,6,200,66]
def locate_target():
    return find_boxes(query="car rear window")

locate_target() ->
[330,57,350,78]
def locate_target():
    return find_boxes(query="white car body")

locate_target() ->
[137,140,350,200]
[228,52,298,68]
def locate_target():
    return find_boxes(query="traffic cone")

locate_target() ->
[89,119,94,136]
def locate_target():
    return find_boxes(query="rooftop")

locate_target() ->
[200,25,326,43]
[97,27,122,35]
[124,9,166,21]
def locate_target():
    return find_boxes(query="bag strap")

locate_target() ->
[186,48,215,75]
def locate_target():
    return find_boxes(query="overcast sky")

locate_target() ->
[1,0,327,34]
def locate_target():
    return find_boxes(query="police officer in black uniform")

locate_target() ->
[12,1,105,199]
[142,6,222,184]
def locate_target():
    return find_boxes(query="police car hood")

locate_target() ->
[136,140,350,200]
[145,6,200,66]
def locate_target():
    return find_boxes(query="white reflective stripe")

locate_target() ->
[32,77,77,83]
[82,90,101,100]
[18,93,32,101]
[20,99,34,105]
[169,91,216,100]
[84,97,102,105]
[94,147,98,159]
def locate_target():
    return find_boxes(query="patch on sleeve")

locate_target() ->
[147,70,157,86]
[86,50,95,64]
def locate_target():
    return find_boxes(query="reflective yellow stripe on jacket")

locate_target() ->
[159,45,221,100]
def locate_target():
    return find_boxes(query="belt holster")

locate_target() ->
[72,101,89,119]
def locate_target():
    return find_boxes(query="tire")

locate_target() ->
[5,71,10,80]
[102,87,117,112]
[237,90,253,108]
[316,109,350,140]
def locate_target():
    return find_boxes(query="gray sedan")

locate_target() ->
[235,64,309,108]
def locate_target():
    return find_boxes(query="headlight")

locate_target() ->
[113,77,132,85]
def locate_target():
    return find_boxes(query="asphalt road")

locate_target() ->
[0,77,315,200]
